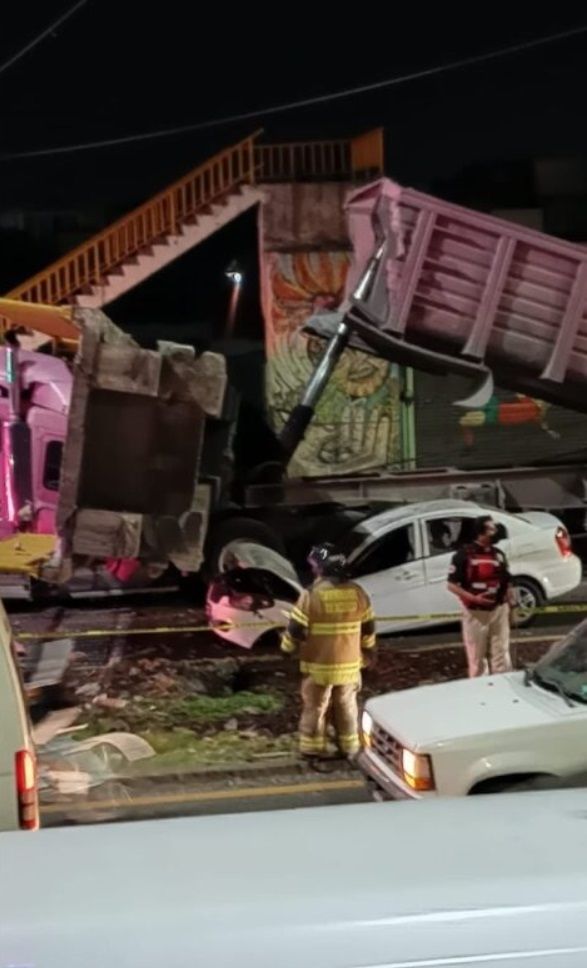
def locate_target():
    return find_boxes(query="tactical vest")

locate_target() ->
[464,545,508,609]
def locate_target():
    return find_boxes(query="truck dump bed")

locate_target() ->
[53,309,229,578]
[307,179,587,413]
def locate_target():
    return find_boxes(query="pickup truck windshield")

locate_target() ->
[534,622,587,704]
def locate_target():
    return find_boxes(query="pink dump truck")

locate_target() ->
[0,345,70,541]
[0,308,240,598]
[295,177,587,424]
[271,178,587,520]
[5,178,587,600]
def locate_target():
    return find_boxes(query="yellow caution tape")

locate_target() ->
[14,601,587,641]
[17,621,275,640]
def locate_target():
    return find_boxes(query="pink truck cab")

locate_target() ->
[0,345,71,542]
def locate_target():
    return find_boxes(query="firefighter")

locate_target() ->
[281,542,376,761]
[447,515,516,677]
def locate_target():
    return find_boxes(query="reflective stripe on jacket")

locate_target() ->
[281,579,375,685]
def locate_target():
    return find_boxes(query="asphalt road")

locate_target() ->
[41,773,369,826]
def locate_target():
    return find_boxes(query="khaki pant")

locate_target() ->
[299,677,360,756]
[461,604,512,677]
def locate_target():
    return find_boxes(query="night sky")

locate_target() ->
[1,4,587,340]
[2,5,587,204]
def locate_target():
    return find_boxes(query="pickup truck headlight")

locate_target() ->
[402,748,435,791]
[361,710,373,748]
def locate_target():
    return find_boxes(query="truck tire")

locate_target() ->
[512,577,544,628]
[205,517,286,578]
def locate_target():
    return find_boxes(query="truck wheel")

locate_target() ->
[512,577,544,628]
[205,517,286,578]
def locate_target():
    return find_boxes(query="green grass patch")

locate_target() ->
[134,730,297,769]
[165,691,283,724]
[75,689,284,741]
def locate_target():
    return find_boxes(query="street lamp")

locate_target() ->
[224,261,244,337]
[225,261,243,286]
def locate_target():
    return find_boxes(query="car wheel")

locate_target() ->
[512,577,544,628]
[204,517,286,579]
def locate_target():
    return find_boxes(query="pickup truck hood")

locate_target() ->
[367,672,569,751]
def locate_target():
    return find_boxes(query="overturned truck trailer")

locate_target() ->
[272,179,587,517]
[56,310,230,573]
[0,304,233,596]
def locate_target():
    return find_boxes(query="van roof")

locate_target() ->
[2,791,586,963]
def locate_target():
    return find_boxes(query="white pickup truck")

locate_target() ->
[359,619,587,799]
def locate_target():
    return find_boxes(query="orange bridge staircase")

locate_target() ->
[3,129,383,327]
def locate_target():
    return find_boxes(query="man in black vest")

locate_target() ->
[447,515,516,677]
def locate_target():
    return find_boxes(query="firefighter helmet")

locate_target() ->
[307,542,347,579]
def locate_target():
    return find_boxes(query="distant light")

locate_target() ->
[225,261,243,285]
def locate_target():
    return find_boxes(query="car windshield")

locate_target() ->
[336,524,373,559]
[533,621,587,704]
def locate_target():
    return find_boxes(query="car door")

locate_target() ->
[421,513,476,621]
[347,522,429,633]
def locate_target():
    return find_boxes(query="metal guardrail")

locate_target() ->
[255,128,383,182]
[256,140,350,182]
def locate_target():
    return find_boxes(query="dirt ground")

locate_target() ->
[9,598,556,780]
[47,620,552,773]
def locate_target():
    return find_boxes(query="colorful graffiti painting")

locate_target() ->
[458,394,560,449]
[264,251,401,476]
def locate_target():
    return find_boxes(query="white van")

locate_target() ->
[0,601,39,831]
[1,792,587,965]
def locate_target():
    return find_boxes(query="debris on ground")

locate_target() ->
[12,601,555,783]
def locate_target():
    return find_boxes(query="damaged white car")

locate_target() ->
[206,542,301,649]
[206,500,581,648]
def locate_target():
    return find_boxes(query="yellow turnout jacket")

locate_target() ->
[281,578,376,685]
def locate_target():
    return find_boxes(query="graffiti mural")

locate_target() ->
[264,251,401,476]
[458,394,560,450]
[414,371,587,470]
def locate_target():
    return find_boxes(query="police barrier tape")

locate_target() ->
[15,601,587,641]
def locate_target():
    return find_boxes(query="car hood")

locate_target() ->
[221,541,302,594]
[367,672,570,751]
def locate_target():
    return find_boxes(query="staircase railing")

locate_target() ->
[6,133,260,306]
[255,139,351,182]
[5,129,384,312]
[255,128,384,182]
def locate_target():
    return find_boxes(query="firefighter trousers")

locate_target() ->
[461,604,512,677]
[299,676,360,757]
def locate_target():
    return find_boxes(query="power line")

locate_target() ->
[0,0,90,79]
[2,21,586,161]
